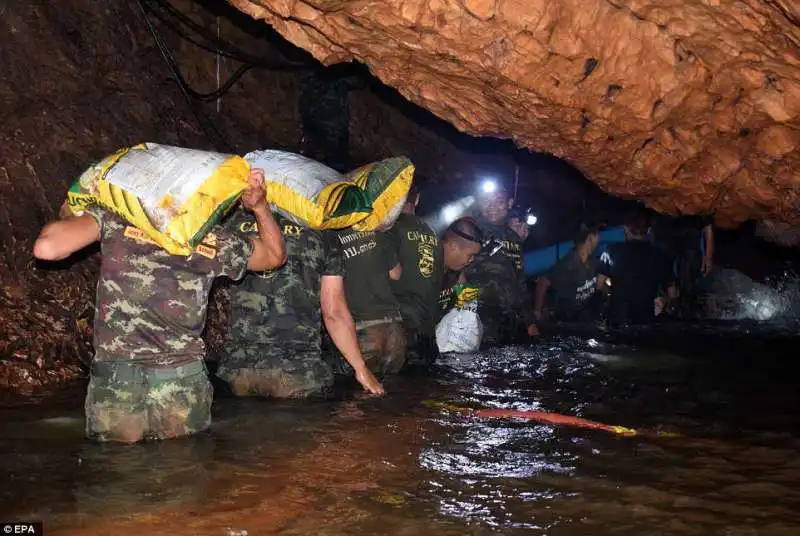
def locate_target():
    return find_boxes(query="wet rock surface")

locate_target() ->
[230,0,800,228]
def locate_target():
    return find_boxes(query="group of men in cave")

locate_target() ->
[33,169,713,444]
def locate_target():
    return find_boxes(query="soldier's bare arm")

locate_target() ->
[241,169,287,272]
[320,275,385,395]
[33,214,101,261]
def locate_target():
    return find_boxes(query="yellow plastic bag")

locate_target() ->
[65,143,249,255]
[346,157,414,231]
[244,150,371,229]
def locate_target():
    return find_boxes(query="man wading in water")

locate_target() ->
[534,226,607,323]
[437,218,484,318]
[216,202,383,399]
[323,221,407,381]
[464,181,538,347]
[386,185,445,370]
[33,170,286,443]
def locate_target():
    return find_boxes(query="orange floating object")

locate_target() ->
[422,400,679,438]
[474,408,638,436]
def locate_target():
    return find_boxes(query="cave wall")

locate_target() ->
[229,0,800,229]
[0,0,301,390]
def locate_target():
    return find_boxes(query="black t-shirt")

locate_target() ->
[387,213,445,333]
[545,250,600,316]
[599,240,675,322]
[335,228,400,322]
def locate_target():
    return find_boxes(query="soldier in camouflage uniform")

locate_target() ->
[464,183,538,347]
[217,209,383,398]
[34,171,286,443]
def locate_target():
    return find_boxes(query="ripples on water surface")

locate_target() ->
[1,321,800,535]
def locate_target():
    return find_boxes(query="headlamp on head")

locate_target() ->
[480,179,498,194]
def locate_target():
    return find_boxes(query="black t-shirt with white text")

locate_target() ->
[335,228,400,322]
[545,251,600,317]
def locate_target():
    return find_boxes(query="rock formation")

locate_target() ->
[229,0,800,228]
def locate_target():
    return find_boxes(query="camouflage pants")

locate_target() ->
[216,349,334,399]
[324,318,407,378]
[85,360,212,444]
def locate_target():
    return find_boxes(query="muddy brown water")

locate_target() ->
[1,322,800,536]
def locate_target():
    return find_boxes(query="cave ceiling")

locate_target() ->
[228,0,800,228]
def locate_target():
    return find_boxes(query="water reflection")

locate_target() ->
[1,327,800,535]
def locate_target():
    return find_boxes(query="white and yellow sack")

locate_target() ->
[244,150,371,229]
[65,143,249,255]
[435,284,483,354]
[346,156,414,231]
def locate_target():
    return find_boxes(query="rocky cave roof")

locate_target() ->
[229,0,800,230]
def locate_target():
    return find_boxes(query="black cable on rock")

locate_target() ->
[144,0,308,70]
[134,0,235,152]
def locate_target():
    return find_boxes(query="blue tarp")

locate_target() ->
[523,226,626,276]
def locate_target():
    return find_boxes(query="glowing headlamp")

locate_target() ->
[480,179,498,194]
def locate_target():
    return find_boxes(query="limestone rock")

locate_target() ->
[229,0,800,228]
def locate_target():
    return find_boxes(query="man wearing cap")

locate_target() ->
[463,181,538,347]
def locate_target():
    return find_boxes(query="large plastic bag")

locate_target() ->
[65,142,248,255]
[244,150,371,230]
[436,284,483,354]
[346,156,414,231]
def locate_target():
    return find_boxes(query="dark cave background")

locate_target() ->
[0,0,796,392]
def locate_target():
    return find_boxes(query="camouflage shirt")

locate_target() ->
[224,209,344,357]
[463,218,535,325]
[86,208,252,367]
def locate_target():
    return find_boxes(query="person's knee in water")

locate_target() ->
[34,170,287,443]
